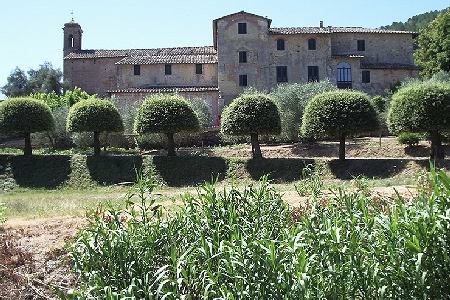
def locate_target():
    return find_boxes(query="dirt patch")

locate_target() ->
[206,137,449,159]
[0,217,84,299]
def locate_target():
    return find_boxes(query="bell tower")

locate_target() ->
[63,17,83,57]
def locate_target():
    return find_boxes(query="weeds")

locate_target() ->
[0,202,6,224]
[69,166,450,299]
[295,164,324,198]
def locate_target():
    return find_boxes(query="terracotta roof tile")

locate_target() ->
[64,46,217,60]
[269,27,417,35]
[115,54,218,65]
[108,86,219,94]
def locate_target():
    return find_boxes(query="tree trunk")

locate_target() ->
[430,130,444,160]
[93,131,101,156]
[339,133,346,161]
[166,132,176,157]
[24,132,32,156]
[250,133,262,159]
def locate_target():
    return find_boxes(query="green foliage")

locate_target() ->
[371,95,387,114]
[2,62,64,97]
[134,94,199,135]
[0,98,54,134]
[190,97,213,129]
[382,7,449,31]
[398,132,422,147]
[270,81,336,141]
[31,91,66,110]
[67,99,123,133]
[27,62,63,95]
[1,67,29,97]
[301,90,379,139]
[0,202,6,224]
[221,93,281,136]
[70,167,450,298]
[415,10,450,78]
[295,164,324,198]
[63,87,94,107]
[431,70,450,83]
[388,81,450,134]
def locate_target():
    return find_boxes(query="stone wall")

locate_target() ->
[331,33,414,65]
[216,14,271,104]
[64,57,120,97]
[117,63,218,89]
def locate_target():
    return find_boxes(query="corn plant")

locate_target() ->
[69,166,450,299]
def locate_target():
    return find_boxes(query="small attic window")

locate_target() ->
[134,65,141,76]
[238,23,247,34]
[277,39,285,50]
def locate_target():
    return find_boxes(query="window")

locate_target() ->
[357,40,365,51]
[336,62,352,89]
[165,64,172,75]
[277,39,285,51]
[362,70,371,83]
[276,66,288,83]
[134,65,140,76]
[238,23,247,34]
[68,34,74,47]
[308,66,319,82]
[239,74,248,86]
[308,38,316,50]
[239,51,247,63]
[196,64,203,75]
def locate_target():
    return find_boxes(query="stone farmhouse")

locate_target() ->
[63,11,419,123]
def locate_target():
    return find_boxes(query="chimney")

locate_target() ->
[320,21,324,28]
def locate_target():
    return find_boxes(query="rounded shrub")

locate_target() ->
[221,93,281,158]
[388,81,450,159]
[397,132,422,147]
[134,94,199,156]
[301,90,378,160]
[0,97,54,155]
[67,98,123,155]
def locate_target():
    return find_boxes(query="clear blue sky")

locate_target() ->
[0,0,448,98]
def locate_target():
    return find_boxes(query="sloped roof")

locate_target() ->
[269,27,417,36]
[115,54,218,65]
[64,46,217,60]
[213,11,272,26]
[108,86,219,94]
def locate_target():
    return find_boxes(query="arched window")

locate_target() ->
[68,34,74,48]
[277,39,285,51]
[336,62,352,89]
[308,38,316,50]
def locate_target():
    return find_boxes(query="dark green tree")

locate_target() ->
[134,94,199,156]
[27,62,64,95]
[67,99,123,155]
[221,94,281,159]
[1,67,30,97]
[415,10,450,78]
[388,81,450,160]
[301,90,379,160]
[0,98,54,156]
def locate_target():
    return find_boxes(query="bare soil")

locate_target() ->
[0,217,83,299]
[200,137,449,159]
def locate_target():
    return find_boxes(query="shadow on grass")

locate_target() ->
[9,155,71,188]
[245,158,315,183]
[86,155,143,185]
[152,156,227,187]
[328,159,408,180]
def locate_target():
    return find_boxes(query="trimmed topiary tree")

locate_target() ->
[301,90,379,160]
[388,81,450,160]
[67,98,123,155]
[134,94,199,156]
[221,94,281,159]
[0,97,54,156]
